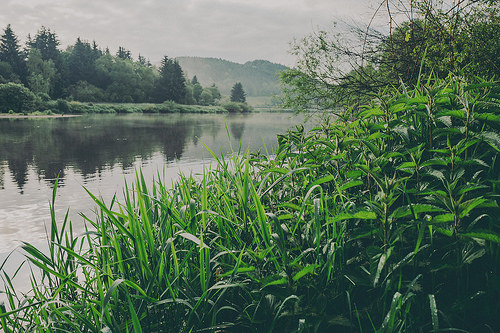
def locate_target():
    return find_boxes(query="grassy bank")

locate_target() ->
[33,100,253,115]
[1,76,499,332]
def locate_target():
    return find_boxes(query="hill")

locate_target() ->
[176,57,287,97]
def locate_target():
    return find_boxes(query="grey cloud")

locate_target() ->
[1,0,374,66]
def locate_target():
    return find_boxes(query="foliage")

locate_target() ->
[0,82,36,113]
[281,0,499,110]
[0,24,27,84]
[230,82,247,103]
[1,76,498,331]
[154,56,187,104]
[222,101,253,113]
[26,49,57,96]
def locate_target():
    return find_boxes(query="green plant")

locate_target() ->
[1,76,498,332]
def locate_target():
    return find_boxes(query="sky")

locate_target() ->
[1,0,383,66]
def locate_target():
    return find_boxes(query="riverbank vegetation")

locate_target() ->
[0,0,499,331]
[1,75,499,332]
[0,26,256,114]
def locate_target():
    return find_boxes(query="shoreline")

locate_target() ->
[0,114,81,119]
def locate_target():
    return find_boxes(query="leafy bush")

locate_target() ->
[56,99,70,114]
[222,101,254,113]
[0,83,36,113]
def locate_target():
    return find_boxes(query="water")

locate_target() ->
[0,112,306,254]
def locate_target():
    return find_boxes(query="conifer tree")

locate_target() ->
[154,56,186,103]
[230,82,246,103]
[0,24,27,83]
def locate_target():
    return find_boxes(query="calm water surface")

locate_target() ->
[0,112,306,254]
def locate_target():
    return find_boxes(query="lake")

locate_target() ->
[0,112,306,254]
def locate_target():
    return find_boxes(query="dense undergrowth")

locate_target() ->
[1,76,499,332]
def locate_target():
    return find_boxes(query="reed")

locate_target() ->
[1,76,499,332]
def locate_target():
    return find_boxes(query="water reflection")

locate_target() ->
[0,115,225,190]
[0,112,305,252]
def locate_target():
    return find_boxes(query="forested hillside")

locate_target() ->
[176,57,287,97]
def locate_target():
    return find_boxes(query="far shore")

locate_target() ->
[0,114,81,119]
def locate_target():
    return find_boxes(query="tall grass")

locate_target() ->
[1,76,499,332]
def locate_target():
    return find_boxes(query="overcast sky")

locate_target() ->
[1,0,383,66]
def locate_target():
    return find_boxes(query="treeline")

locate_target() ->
[0,25,223,108]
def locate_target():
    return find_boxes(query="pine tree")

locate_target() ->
[117,46,132,61]
[27,26,60,61]
[154,56,186,103]
[230,82,246,103]
[0,24,27,84]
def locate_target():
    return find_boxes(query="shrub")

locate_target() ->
[56,99,70,114]
[222,101,254,113]
[0,83,36,113]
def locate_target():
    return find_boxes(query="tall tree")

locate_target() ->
[27,27,65,97]
[68,38,98,85]
[0,25,27,84]
[26,48,56,95]
[117,46,132,61]
[230,82,246,103]
[27,27,60,62]
[154,56,186,103]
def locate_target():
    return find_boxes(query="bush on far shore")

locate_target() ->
[222,101,253,113]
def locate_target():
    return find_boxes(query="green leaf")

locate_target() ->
[176,232,209,249]
[339,180,363,191]
[353,211,377,220]
[432,214,455,223]
[293,264,318,282]
[429,294,439,331]
[263,277,288,288]
[462,232,500,244]
[475,113,500,124]
[310,175,335,187]
[477,131,500,152]
[360,107,385,119]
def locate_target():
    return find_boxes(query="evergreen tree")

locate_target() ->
[230,82,246,103]
[117,46,132,61]
[68,38,97,85]
[27,27,60,62]
[154,56,186,103]
[0,25,27,84]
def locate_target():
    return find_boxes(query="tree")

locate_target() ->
[280,0,500,111]
[230,82,246,103]
[207,84,221,102]
[154,56,186,103]
[27,26,64,98]
[0,25,27,84]
[117,46,132,61]
[192,82,203,103]
[27,27,60,62]
[68,38,98,85]
[199,89,214,105]
[26,48,56,95]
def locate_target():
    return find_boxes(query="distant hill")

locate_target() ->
[176,57,288,97]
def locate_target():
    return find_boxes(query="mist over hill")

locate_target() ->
[176,57,288,97]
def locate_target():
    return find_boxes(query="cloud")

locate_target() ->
[1,0,376,66]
